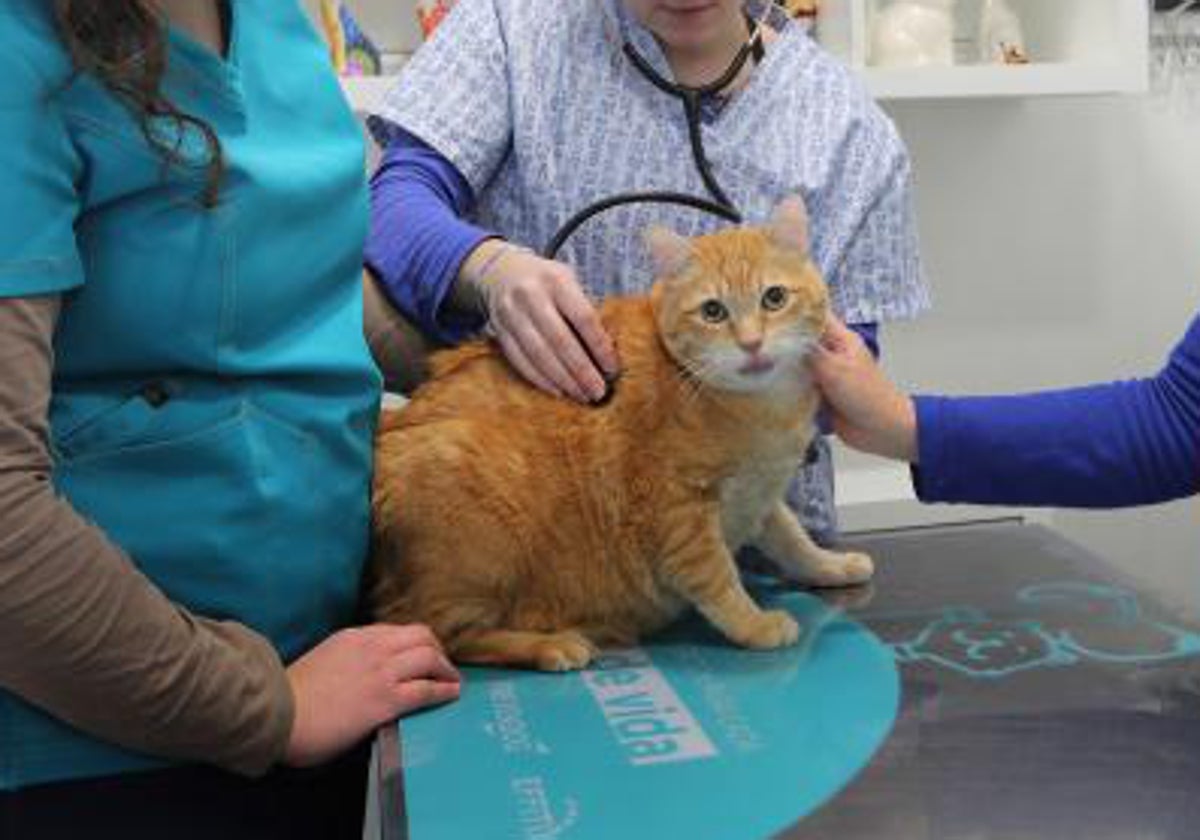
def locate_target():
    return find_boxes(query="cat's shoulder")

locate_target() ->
[392,338,512,424]
[599,294,658,347]
[428,338,495,380]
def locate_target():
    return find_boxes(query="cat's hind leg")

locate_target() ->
[451,629,598,672]
[754,502,873,587]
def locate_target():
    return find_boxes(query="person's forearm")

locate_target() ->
[363,270,440,394]
[0,296,293,775]
[914,315,1200,507]
[365,134,494,344]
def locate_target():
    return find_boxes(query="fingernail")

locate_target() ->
[604,350,619,376]
[592,383,615,406]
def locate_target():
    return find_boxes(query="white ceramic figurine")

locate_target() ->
[870,0,957,67]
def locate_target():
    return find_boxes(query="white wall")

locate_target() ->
[856,91,1200,614]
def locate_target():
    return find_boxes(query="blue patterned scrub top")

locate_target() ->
[370,0,929,540]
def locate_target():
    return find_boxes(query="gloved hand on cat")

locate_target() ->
[468,240,619,403]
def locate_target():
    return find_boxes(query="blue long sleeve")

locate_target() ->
[365,130,494,344]
[851,323,879,359]
[913,313,1200,507]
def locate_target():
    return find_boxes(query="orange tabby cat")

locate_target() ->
[370,196,873,672]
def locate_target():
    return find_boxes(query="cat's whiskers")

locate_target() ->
[675,356,717,410]
[773,325,821,365]
[674,371,708,417]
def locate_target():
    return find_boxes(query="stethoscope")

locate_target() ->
[541,6,769,260]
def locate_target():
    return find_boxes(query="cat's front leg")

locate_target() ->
[452,629,598,672]
[658,510,799,650]
[754,502,874,587]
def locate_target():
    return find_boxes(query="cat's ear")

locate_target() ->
[644,226,692,278]
[767,194,810,256]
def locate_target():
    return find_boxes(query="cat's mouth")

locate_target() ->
[738,356,776,375]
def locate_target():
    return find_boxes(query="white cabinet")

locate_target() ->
[326,0,1148,110]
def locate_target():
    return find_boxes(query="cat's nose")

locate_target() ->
[738,337,764,355]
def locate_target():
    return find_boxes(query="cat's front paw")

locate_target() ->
[737,609,801,650]
[533,631,597,672]
[807,551,874,588]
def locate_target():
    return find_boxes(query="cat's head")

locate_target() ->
[647,196,829,394]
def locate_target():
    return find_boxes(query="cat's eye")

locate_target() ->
[761,286,789,311]
[699,299,728,323]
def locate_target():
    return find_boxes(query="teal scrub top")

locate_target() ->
[0,1,381,789]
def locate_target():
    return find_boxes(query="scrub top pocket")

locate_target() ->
[52,396,352,658]
[52,381,226,462]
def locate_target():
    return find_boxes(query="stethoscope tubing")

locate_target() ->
[543,191,741,261]
[541,10,768,259]
[620,31,760,214]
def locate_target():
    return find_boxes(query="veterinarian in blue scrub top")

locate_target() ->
[0,1,458,836]
[811,314,1200,508]
[364,0,930,546]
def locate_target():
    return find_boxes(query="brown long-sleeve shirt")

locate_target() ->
[0,278,427,777]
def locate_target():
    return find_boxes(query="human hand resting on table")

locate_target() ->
[283,624,460,768]
[464,240,619,403]
[809,316,919,463]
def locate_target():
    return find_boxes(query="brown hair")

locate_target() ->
[53,0,226,206]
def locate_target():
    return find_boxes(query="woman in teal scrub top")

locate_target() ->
[0,1,460,837]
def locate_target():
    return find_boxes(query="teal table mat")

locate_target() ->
[395,587,899,839]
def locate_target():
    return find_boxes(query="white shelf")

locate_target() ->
[863,60,1148,99]
[342,61,1148,119]
[824,0,1149,99]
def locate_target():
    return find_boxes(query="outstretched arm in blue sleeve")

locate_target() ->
[914,315,1200,507]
